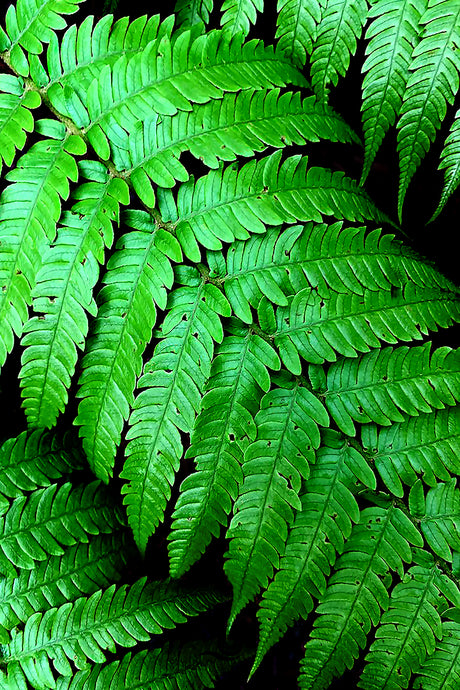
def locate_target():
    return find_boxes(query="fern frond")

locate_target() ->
[397,0,460,220]
[3,578,225,688]
[55,639,243,690]
[309,0,368,102]
[252,429,375,676]
[175,0,214,29]
[430,108,460,221]
[326,343,460,436]
[157,145,391,260]
[360,0,425,184]
[168,332,280,578]
[276,0,322,66]
[75,213,182,482]
[0,74,41,174]
[299,504,423,690]
[224,374,329,631]
[0,0,83,76]
[415,617,460,690]
[0,480,125,578]
[20,162,129,428]
[272,284,460,374]
[409,480,460,561]
[359,552,460,690]
[0,429,82,502]
[221,0,263,37]
[0,120,86,369]
[120,89,361,211]
[208,223,454,324]
[361,407,460,497]
[45,14,164,117]
[75,30,307,158]
[0,532,130,639]
[122,273,231,554]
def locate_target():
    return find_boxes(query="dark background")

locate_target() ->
[1,1,459,688]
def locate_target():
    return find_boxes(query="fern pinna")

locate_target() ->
[0,0,460,688]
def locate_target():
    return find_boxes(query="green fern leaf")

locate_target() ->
[276,0,322,66]
[55,639,243,690]
[207,223,454,324]
[0,74,41,173]
[75,213,181,482]
[122,273,230,554]
[409,479,460,561]
[74,29,307,158]
[361,407,460,497]
[158,144,392,260]
[3,578,225,689]
[168,331,280,578]
[252,429,375,675]
[360,0,425,184]
[299,504,423,690]
[359,551,460,690]
[272,284,460,374]
[221,0,263,37]
[0,0,83,76]
[121,89,361,210]
[309,0,368,102]
[0,480,125,578]
[414,616,460,690]
[0,532,131,639]
[19,162,129,428]
[0,429,82,503]
[326,343,460,435]
[45,14,164,117]
[175,0,214,28]
[0,120,86,370]
[397,0,460,220]
[430,108,460,221]
[224,374,329,631]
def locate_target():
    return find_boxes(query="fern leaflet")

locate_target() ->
[221,0,264,37]
[431,107,460,220]
[409,479,460,561]
[0,74,41,174]
[276,0,322,66]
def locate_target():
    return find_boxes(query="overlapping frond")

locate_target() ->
[0,74,41,173]
[326,343,460,435]
[361,407,460,496]
[0,120,86,369]
[0,428,82,503]
[168,332,280,578]
[360,0,425,184]
[123,89,361,213]
[157,147,391,261]
[431,108,460,221]
[221,0,263,37]
[0,0,82,76]
[122,272,230,554]
[207,223,454,323]
[75,212,182,482]
[0,480,125,577]
[397,0,460,220]
[276,0,322,66]
[415,616,460,690]
[55,640,243,690]
[45,13,164,116]
[299,504,423,690]
[252,430,375,675]
[72,29,306,158]
[409,480,460,561]
[309,0,368,102]
[0,533,130,640]
[359,552,460,689]
[224,375,329,631]
[175,0,214,28]
[271,284,460,374]
[20,162,129,428]
[3,578,224,689]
